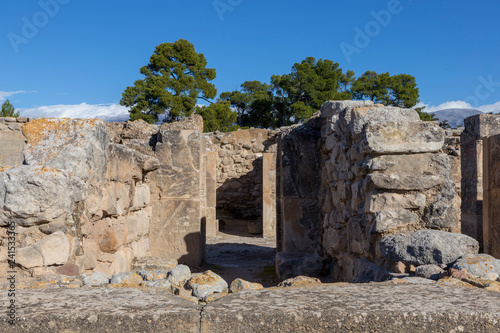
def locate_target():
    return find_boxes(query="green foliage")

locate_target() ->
[439,119,452,129]
[195,101,238,132]
[121,39,217,123]
[1,99,19,117]
[414,106,438,121]
[221,57,353,128]
[351,71,419,108]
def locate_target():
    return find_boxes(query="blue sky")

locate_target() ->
[1,0,499,119]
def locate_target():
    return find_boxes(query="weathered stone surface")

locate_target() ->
[365,192,426,213]
[379,230,479,266]
[80,272,110,287]
[201,284,500,332]
[0,165,74,227]
[451,254,500,281]
[415,265,444,281]
[141,279,172,289]
[370,209,419,233]
[229,278,263,293]
[168,264,191,286]
[348,106,420,136]
[16,231,70,268]
[275,252,322,280]
[136,270,170,281]
[186,270,228,299]
[23,118,109,182]
[365,174,443,191]
[277,276,322,288]
[110,272,143,286]
[132,257,178,271]
[0,288,201,332]
[361,121,444,154]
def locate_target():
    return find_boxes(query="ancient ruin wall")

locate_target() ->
[205,129,278,221]
[277,101,462,282]
[461,114,500,249]
[0,116,206,277]
[483,134,500,258]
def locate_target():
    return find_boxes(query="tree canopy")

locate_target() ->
[121,39,217,123]
[121,39,425,130]
[220,58,421,128]
[194,100,238,132]
[1,99,19,117]
[350,71,420,108]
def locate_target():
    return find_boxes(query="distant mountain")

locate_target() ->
[95,114,130,122]
[431,108,483,128]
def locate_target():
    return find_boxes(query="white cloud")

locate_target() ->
[477,101,500,113]
[18,103,130,122]
[0,91,26,103]
[420,100,479,113]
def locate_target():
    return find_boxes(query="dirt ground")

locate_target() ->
[199,219,280,287]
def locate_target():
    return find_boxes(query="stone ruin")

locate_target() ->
[0,101,499,284]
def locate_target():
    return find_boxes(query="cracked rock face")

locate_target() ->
[379,230,479,266]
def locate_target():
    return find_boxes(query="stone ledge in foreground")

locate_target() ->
[0,284,499,332]
[202,283,500,332]
[0,288,201,333]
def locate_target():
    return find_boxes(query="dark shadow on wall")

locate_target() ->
[177,217,206,266]
[216,136,278,231]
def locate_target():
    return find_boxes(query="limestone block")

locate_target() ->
[229,278,263,293]
[130,237,150,258]
[0,165,74,227]
[322,227,347,256]
[361,121,444,154]
[82,239,99,270]
[320,100,374,118]
[16,246,44,268]
[186,270,228,300]
[168,264,191,286]
[100,182,132,217]
[131,184,150,211]
[124,209,150,244]
[349,106,420,136]
[365,192,426,213]
[370,209,419,233]
[379,230,479,266]
[16,231,70,268]
[365,174,443,191]
[80,271,110,287]
[110,247,133,274]
[150,199,202,266]
[23,118,109,183]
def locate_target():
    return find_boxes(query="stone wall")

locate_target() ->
[461,114,500,249]
[0,115,206,277]
[483,134,500,258]
[205,129,278,221]
[0,117,30,168]
[277,101,465,282]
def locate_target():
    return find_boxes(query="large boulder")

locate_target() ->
[185,270,228,300]
[451,254,500,281]
[16,231,70,268]
[379,230,479,266]
[0,165,75,227]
